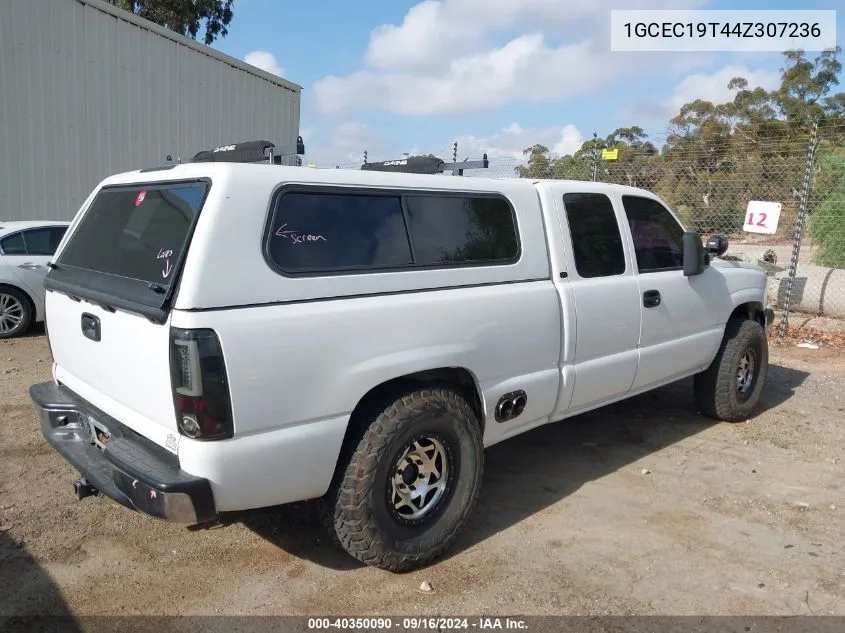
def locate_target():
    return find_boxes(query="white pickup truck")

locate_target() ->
[31,153,773,572]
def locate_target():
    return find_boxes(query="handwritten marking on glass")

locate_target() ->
[157,249,174,278]
[275,223,327,244]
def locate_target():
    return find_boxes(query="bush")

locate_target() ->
[809,151,845,269]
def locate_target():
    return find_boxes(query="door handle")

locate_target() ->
[17,263,42,270]
[643,289,661,308]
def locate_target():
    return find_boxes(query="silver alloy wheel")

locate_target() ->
[0,292,25,335]
[737,348,757,395]
[390,436,450,521]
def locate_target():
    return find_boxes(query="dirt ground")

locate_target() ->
[1,329,844,618]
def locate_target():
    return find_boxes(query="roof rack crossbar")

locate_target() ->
[360,153,489,175]
[184,136,306,164]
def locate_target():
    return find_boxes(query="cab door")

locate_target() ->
[550,188,642,412]
[616,194,726,390]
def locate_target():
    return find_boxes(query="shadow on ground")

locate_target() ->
[236,363,809,571]
[19,323,46,339]
[0,531,81,631]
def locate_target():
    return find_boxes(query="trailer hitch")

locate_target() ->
[74,478,99,500]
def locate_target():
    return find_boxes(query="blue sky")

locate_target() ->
[210,0,843,169]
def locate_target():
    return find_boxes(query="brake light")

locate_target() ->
[169,328,234,441]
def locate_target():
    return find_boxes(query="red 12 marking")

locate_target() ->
[746,212,767,227]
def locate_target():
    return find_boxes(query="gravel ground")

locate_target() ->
[1,330,844,618]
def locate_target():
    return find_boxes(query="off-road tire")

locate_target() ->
[694,318,768,422]
[0,287,33,340]
[320,386,484,572]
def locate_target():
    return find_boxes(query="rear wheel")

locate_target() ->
[0,288,32,339]
[694,318,768,421]
[321,386,484,572]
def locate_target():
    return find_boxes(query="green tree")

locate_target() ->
[776,47,843,124]
[515,145,553,178]
[107,0,235,45]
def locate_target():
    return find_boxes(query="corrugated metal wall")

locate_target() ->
[0,0,302,221]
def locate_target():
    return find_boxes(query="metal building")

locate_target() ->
[0,0,303,221]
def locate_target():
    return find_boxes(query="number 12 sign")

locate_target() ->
[744,200,782,235]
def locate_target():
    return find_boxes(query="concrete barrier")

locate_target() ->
[766,263,845,319]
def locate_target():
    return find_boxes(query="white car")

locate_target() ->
[32,150,773,572]
[0,221,70,339]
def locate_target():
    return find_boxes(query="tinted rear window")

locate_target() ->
[23,226,67,255]
[57,182,208,288]
[0,233,26,255]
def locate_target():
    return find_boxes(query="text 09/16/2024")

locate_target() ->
[610,9,837,52]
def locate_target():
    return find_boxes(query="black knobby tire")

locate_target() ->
[321,386,484,572]
[694,318,768,422]
[0,287,33,340]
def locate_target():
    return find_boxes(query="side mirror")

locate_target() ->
[705,234,729,257]
[683,231,708,277]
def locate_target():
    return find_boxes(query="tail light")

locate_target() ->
[169,328,234,441]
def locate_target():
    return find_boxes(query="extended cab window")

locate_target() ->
[55,182,208,291]
[562,193,626,278]
[622,196,684,273]
[266,190,519,273]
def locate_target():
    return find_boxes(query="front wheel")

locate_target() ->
[694,318,768,421]
[321,386,484,572]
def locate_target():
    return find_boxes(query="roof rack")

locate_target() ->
[165,137,306,165]
[360,154,489,176]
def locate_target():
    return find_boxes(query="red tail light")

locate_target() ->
[169,328,234,441]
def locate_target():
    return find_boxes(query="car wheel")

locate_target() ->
[694,318,768,422]
[0,288,33,339]
[321,386,484,572]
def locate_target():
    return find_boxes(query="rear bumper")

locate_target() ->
[30,381,216,524]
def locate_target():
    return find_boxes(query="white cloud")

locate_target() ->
[314,0,709,117]
[302,121,392,168]
[316,35,629,117]
[243,51,285,77]
[365,0,708,71]
[455,122,584,163]
[667,65,780,113]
